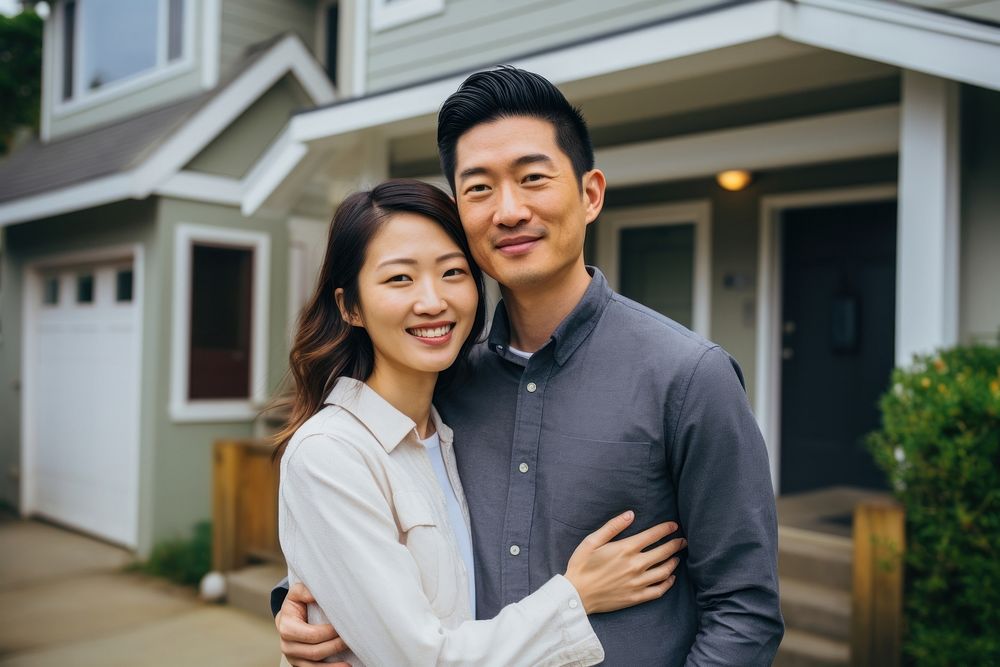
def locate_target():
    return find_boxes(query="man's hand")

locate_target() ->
[276,583,350,666]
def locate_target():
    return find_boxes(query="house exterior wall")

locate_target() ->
[904,0,1000,23]
[959,84,1000,344]
[148,197,290,551]
[0,201,157,515]
[220,0,317,78]
[186,75,313,178]
[601,156,898,403]
[364,0,722,93]
[43,0,215,141]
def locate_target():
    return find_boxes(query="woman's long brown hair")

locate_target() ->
[273,179,486,459]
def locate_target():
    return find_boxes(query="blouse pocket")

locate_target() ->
[395,490,457,617]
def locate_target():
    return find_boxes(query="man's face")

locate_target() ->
[452,116,604,292]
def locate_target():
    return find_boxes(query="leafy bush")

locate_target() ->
[131,521,212,587]
[868,345,1000,666]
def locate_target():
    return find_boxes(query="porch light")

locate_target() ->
[716,170,753,191]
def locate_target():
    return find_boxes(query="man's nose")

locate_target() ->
[492,184,530,227]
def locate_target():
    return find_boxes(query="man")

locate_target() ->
[276,66,783,665]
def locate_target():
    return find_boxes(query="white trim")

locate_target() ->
[756,184,897,494]
[0,173,135,228]
[201,0,221,90]
[156,171,243,206]
[53,0,197,116]
[170,224,270,423]
[241,127,310,216]
[351,0,368,97]
[0,33,334,227]
[597,105,899,188]
[895,71,960,366]
[20,243,145,547]
[596,201,712,338]
[783,0,1000,91]
[370,0,444,32]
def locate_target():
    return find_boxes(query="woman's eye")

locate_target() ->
[443,267,467,277]
[387,274,411,283]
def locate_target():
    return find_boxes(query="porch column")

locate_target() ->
[896,71,960,367]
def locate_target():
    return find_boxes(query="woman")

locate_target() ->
[276,179,684,666]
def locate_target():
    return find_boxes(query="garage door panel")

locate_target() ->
[28,259,140,547]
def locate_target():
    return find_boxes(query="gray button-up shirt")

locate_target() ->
[437,268,784,666]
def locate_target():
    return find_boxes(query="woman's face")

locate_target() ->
[346,211,479,379]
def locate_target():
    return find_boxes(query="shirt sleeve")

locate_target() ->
[668,346,785,666]
[280,434,603,667]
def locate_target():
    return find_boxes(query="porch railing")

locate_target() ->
[851,499,905,667]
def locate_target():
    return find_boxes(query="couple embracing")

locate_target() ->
[272,66,783,666]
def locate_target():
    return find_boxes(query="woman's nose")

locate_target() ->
[413,280,446,314]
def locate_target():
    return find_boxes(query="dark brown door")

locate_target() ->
[780,201,896,494]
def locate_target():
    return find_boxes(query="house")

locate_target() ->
[0,0,355,554]
[240,0,1000,498]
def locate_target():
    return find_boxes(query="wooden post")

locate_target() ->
[852,500,905,667]
[213,440,244,572]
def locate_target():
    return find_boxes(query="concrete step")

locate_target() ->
[779,525,853,592]
[226,563,287,621]
[775,628,850,667]
[780,578,851,641]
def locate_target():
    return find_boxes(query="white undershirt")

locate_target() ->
[507,345,533,360]
[418,431,476,615]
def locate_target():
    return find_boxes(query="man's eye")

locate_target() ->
[466,184,490,194]
[524,173,546,183]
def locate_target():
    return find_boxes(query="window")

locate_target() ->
[370,0,444,31]
[171,224,270,422]
[61,0,187,102]
[43,276,60,305]
[116,269,134,303]
[76,273,94,303]
[188,245,253,400]
[325,2,340,88]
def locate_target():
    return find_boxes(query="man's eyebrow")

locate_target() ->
[457,154,556,184]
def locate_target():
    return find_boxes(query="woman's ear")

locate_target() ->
[334,288,363,327]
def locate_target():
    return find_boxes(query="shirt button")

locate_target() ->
[496,344,503,353]
[526,382,537,393]
[569,599,579,609]
[509,544,521,556]
[518,462,529,473]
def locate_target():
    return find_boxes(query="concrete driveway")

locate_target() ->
[0,514,280,666]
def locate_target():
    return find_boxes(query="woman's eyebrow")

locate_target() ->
[376,251,465,270]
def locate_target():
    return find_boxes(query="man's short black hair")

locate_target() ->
[437,66,594,192]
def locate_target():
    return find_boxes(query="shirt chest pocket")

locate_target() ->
[542,434,652,532]
[395,491,458,618]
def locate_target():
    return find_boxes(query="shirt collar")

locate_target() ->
[323,377,453,454]
[487,266,613,367]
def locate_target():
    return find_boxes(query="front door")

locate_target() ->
[780,201,896,494]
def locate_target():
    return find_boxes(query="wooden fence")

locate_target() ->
[212,438,282,572]
[852,499,906,667]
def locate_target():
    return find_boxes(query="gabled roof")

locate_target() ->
[0,33,335,226]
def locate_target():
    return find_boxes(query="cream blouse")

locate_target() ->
[278,377,604,666]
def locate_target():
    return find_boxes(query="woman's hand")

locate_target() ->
[564,511,686,614]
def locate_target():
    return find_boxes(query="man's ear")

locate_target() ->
[581,169,606,226]
[334,288,363,328]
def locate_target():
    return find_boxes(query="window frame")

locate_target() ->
[54,0,196,114]
[370,0,444,32]
[170,223,270,423]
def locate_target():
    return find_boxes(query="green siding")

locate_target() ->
[220,0,317,77]
[186,75,312,178]
[151,198,289,550]
[366,0,720,92]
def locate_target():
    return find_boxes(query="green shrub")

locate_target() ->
[868,345,1000,666]
[131,521,212,587]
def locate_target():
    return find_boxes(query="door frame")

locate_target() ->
[20,243,145,547]
[597,200,713,337]
[755,184,896,494]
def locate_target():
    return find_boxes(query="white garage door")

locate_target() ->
[26,259,140,547]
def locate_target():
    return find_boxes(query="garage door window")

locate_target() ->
[43,276,60,305]
[76,274,94,304]
[116,269,134,302]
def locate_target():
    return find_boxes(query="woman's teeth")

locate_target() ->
[408,324,453,338]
